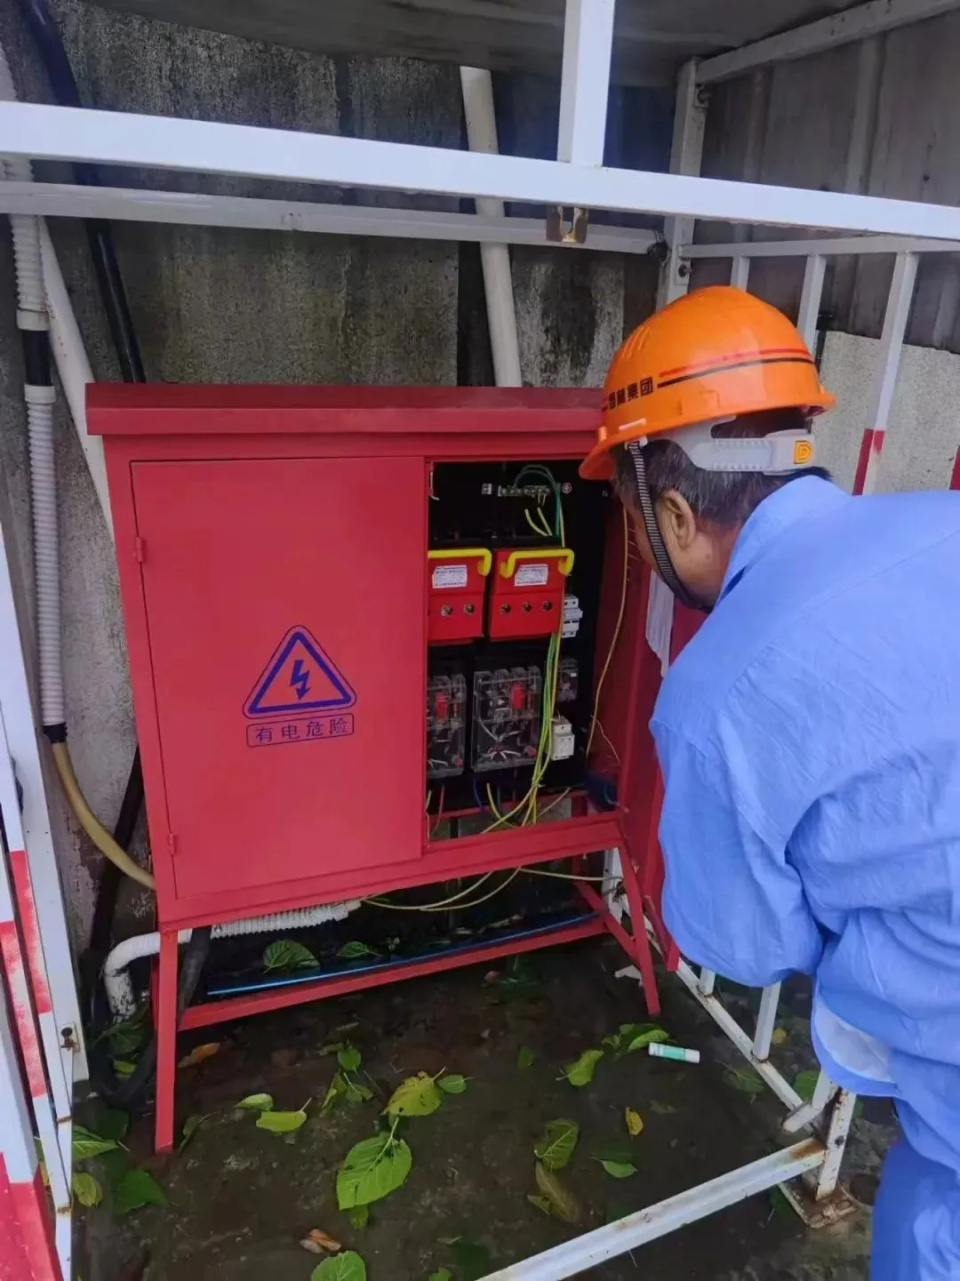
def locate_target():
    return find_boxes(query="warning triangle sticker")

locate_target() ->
[244,626,356,718]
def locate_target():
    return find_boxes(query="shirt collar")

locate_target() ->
[719,476,849,601]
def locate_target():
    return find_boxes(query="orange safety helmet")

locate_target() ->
[579,285,835,480]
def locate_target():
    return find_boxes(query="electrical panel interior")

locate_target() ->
[425,458,608,821]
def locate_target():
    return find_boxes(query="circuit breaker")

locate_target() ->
[471,666,542,773]
[426,673,467,779]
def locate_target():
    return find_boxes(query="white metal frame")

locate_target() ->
[1,0,955,1276]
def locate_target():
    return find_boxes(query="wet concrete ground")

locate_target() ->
[77,939,893,1280]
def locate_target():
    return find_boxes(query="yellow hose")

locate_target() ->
[51,742,156,891]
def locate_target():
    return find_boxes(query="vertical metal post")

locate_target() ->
[814,1090,857,1201]
[752,982,781,1061]
[783,1070,838,1133]
[854,251,918,494]
[0,509,85,1085]
[698,968,716,996]
[557,0,617,166]
[0,977,61,1280]
[796,254,826,352]
[730,256,751,290]
[657,59,707,307]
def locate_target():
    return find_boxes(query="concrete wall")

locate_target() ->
[0,0,637,946]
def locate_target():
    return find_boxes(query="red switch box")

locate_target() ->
[427,548,491,644]
[488,548,575,641]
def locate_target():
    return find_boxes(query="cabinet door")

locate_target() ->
[133,456,426,902]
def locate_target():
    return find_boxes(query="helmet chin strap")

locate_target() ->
[627,442,706,614]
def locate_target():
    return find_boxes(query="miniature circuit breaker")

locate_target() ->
[471,665,542,772]
[426,673,467,779]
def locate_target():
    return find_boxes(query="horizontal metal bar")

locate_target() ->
[673,958,804,1111]
[6,102,960,239]
[0,180,655,255]
[783,1071,838,1134]
[685,234,960,258]
[697,0,960,84]
[481,1140,824,1279]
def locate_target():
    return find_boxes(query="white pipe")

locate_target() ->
[104,899,362,1018]
[459,68,523,388]
[39,223,114,541]
[25,386,64,725]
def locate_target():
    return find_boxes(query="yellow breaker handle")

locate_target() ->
[428,547,493,576]
[500,547,575,579]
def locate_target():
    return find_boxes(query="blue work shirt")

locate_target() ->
[652,476,960,1173]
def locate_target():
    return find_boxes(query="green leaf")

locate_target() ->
[626,1027,670,1051]
[724,1068,766,1096]
[562,1048,604,1087]
[262,939,318,972]
[385,1072,443,1117]
[450,1240,493,1281]
[337,942,381,960]
[97,1012,149,1057]
[336,1135,413,1209]
[322,1076,345,1113]
[92,1108,130,1143]
[179,1114,207,1151]
[338,1046,362,1072]
[347,1203,370,1231]
[595,1138,633,1165]
[534,1163,581,1224]
[112,1059,136,1079]
[310,1250,367,1281]
[98,1148,130,1189]
[600,1160,637,1179]
[516,1046,536,1070]
[649,1100,677,1115]
[533,1119,579,1171]
[72,1126,118,1162]
[112,1168,166,1214]
[437,1074,467,1095]
[793,1069,821,1102]
[428,1270,453,1281]
[236,1093,274,1112]
[72,1172,102,1207]
[343,1076,374,1104]
[256,1107,308,1134]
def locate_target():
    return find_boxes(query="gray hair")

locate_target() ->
[612,408,826,529]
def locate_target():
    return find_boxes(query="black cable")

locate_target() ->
[627,442,704,612]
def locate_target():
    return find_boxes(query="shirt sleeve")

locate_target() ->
[653,721,823,988]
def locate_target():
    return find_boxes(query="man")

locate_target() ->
[580,285,960,1279]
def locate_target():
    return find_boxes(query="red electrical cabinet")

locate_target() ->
[89,386,674,1151]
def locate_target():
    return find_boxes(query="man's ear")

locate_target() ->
[657,489,698,550]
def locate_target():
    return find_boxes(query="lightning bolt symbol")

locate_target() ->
[289,658,310,701]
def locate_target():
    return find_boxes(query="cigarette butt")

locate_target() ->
[648,1043,701,1064]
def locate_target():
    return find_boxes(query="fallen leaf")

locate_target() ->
[384,1072,443,1117]
[772,1027,788,1046]
[626,1026,670,1052]
[338,1046,362,1072]
[72,1126,119,1162]
[428,1270,453,1281]
[177,1042,220,1070]
[336,1135,412,1209]
[179,1115,207,1151]
[256,1107,308,1135]
[112,1168,166,1214]
[263,939,318,972]
[72,1171,102,1207]
[112,1059,136,1080]
[346,1204,369,1230]
[301,1229,342,1255]
[337,942,381,961]
[534,1119,579,1171]
[649,1100,677,1115]
[534,1162,581,1224]
[236,1093,274,1112]
[516,1046,536,1070]
[561,1048,604,1087]
[625,1108,644,1137]
[93,1109,130,1142]
[437,1074,467,1095]
[600,1160,637,1179]
[310,1250,366,1281]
